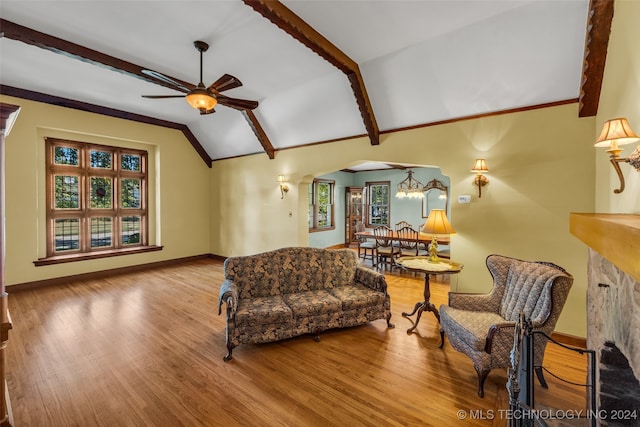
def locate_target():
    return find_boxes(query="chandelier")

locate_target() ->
[395,170,424,199]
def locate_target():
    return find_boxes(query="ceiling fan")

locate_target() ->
[142,40,258,115]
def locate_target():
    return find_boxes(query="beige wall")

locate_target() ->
[594,0,640,213]
[1,95,211,285]
[212,103,595,336]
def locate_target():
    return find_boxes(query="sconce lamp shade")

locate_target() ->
[594,118,639,149]
[470,158,489,173]
[422,209,456,236]
[277,175,289,199]
[185,87,218,111]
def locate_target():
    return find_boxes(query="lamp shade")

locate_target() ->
[471,159,489,173]
[594,118,640,148]
[422,209,456,235]
[185,87,217,111]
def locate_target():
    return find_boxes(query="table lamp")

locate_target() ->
[421,209,456,262]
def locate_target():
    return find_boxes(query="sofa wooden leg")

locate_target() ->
[313,328,322,342]
[386,314,395,329]
[475,366,490,398]
[223,343,235,362]
[535,366,548,389]
[438,329,445,349]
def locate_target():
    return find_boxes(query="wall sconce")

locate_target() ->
[470,159,489,198]
[594,117,640,194]
[277,175,289,199]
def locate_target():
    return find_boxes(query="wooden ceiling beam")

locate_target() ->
[242,0,380,146]
[578,0,614,117]
[0,19,195,93]
[242,110,275,159]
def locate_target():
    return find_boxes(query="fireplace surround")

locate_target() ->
[571,213,640,426]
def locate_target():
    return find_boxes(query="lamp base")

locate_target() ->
[428,237,440,263]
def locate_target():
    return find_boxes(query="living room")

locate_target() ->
[1,0,639,425]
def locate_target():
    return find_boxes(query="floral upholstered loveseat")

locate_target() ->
[218,247,394,361]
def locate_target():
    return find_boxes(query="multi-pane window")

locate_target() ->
[45,138,148,257]
[366,181,390,227]
[308,179,335,231]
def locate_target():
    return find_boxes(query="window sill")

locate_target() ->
[309,226,336,233]
[34,245,164,266]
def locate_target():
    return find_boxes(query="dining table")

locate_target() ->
[354,230,450,245]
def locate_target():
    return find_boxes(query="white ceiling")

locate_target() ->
[0,0,590,162]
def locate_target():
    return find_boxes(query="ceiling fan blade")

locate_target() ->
[208,74,243,93]
[142,69,192,93]
[142,95,186,99]
[216,95,258,110]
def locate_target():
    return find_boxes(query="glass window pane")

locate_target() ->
[54,146,79,166]
[90,217,112,248]
[90,177,113,208]
[54,218,79,252]
[122,216,141,245]
[90,150,112,169]
[121,154,141,172]
[54,175,79,209]
[121,179,141,208]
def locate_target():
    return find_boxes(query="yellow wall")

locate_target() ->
[212,103,595,336]
[595,0,640,213]
[1,95,211,285]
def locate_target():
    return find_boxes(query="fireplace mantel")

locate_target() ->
[570,213,640,283]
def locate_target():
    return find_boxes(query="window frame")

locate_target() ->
[308,179,335,232]
[365,181,391,227]
[40,137,156,264]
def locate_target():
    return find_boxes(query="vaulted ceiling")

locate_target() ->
[0,1,612,167]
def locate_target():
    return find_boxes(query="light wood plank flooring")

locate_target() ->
[5,258,589,426]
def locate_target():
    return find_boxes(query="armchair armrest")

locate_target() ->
[485,322,516,354]
[448,291,501,313]
[355,267,388,293]
[218,280,239,318]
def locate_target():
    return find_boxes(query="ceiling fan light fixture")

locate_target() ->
[186,87,217,111]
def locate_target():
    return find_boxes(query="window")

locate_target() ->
[44,138,150,260]
[308,179,335,231]
[366,181,390,227]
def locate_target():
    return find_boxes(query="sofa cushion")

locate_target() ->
[284,290,342,317]
[235,296,292,327]
[330,284,386,311]
[224,254,282,299]
[439,305,505,351]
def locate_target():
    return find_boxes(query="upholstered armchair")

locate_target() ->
[438,254,573,397]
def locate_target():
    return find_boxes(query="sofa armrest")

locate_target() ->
[355,266,388,293]
[448,291,501,313]
[218,280,239,318]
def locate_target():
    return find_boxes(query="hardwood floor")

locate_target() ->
[5,258,589,426]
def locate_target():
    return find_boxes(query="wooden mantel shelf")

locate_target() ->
[570,213,640,283]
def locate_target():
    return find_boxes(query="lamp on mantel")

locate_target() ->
[594,117,640,194]
[471,159,489,198]
[421,209,456,263]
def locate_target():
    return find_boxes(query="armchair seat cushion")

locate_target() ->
[330,284,387,310]
[440,306,506,351]
[235,296,293,326]
[284,290,342,317]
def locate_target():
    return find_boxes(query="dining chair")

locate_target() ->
[373,225,401,271]
[393,221,412,247]
[396,226,428,257]
[355,221,376,266]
